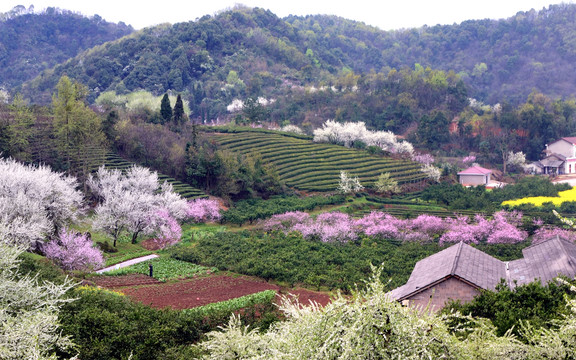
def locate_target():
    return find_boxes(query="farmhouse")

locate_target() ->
[387,235,576,311]
[532,137,576,175]
[457,166,492,186]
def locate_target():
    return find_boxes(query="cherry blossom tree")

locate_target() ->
[313,120,413,155]
[0,158,84,248]
[89,165,189,246]
[43,228,104,271]
[186,198,222,223]
[261,211,311,232]
[337,170,364,194]
[147,209,182,249]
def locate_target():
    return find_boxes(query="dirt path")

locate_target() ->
[95,254,159,274]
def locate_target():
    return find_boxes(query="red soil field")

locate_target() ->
[91,273,332,310]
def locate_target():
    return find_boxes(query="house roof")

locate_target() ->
[387,242,506,301]
[388,236,576,302]
[457,166,492,176]
[511,235,576,286]
[561,137,576,145]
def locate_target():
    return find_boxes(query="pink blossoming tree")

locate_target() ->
[43,228,104,271]
[186,198,222,223]
[147,209,182,249]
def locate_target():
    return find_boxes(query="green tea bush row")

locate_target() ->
[182,290,276,318]
[221,195,346,225]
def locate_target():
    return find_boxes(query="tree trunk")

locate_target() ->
[131,230,140,244]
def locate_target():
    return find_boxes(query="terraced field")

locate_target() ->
[211,131,427,192]
[104,153,207,200]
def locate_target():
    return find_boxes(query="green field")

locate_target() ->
[211,131,427,192]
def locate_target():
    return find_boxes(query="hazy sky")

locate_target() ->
[1,1,571,30]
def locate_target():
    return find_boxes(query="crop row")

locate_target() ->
[181,290,276,317]
[104,153,207,199]
[213,131,426,191]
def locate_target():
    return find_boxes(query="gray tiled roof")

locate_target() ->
[511,235,576,286]
[388,242,506,300]
[388,236,576,301]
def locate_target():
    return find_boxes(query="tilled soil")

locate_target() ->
[91,273,332,309]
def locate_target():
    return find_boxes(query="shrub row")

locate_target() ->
[182,290,276,318]
[212,131,426,191]
[221,195,346,225]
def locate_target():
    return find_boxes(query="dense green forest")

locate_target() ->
[0,6,133,92]
[15,4,576,107]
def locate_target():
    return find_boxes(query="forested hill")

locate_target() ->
[287,4,576,104]
[0,5,133,92]
[18,4,576,106]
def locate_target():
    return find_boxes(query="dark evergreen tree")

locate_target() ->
[173,94,186,125]
[160,93,172,124]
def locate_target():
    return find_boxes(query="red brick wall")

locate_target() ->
[404,277,479,312]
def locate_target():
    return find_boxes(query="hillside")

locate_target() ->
[19,3,576,108]
[211,130,426,192]
[0,5,133,92]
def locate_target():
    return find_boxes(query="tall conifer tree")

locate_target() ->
[173,94,185,125]
[160,93,172,124]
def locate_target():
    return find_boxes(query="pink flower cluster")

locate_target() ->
[261,211,311,232]
[438,211,527,245]
[149,209,182,249]
[43,228,105,271]
[412,153,435,165]
[186,198,221,223]
[263,211,356,243]
[462,155,477,165]
[532,227,576,245]
[263,210,530,245]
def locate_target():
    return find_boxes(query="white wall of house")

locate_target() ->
[548,140,576,158]
[459,174,489,185]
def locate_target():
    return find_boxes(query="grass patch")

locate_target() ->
[102,257,217,282]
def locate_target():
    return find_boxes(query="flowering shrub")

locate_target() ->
[294,212,357,243]
[410,214,447,236]
[186,198,221,223]
[412,153,435,165]
[353,211,405,239]
[439,211,527,245]
[43,228,104,271]
[263,210,530,246]
[532,227,576,244]
[262,211,311,232]
[279,124,304,135]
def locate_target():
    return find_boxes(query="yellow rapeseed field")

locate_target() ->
[502,187,576,207]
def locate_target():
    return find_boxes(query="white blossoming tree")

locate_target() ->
[337,170,364,194]
[0,158,84,248]
[313,120,414,156]
[88,166,188,247]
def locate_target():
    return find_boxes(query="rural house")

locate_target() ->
[387,236,576,311]
[531,137,576,175]
[457,166,493,186]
